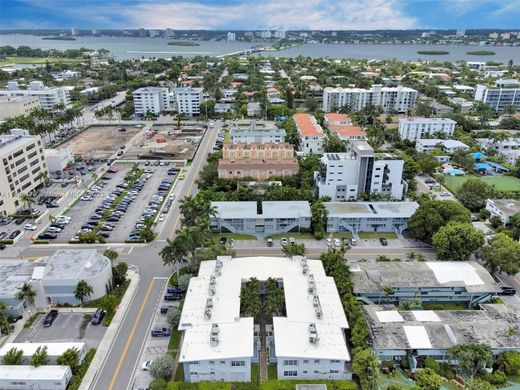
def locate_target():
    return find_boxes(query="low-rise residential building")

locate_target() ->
[293,113,326,155]
[227,32,236,41]
[325,201,419,234]
[0,365,72,390]
[0,96,40,120]
[266,87,284,104]
[429,100,454,114]
[485,198,520,225]
[214,102,232,113]
[174,87,203,116]
[132,87,169,116]
[363,304,520,370]
[315,141,405,201]
[322,85,418,113]
[398,117,456,141]
[247,102,261,117]
[178,256,350,382]
[323,113,366,141]
[229,121,285,144]
[45,147,74,172]
[218,143,298,180]
[415,139,469,154]
[0,249,112,316]
[0,81,71,111]
[475,82,520,112]
[0,342,87,364]
[351,261,500,307]
[476,137,520,164]
[211,201,311,235]
[50,70,81,81]
[0,128,48,216]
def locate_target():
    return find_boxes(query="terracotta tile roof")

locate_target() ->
[219,159,299,170]
[328,124,366,138]
[293,113,324,138]
[324,113,351,124]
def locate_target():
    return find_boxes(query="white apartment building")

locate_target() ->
[475,83,520,112]
[0,365,72,390]
[416,139,469,154]
[174,87,203,116]
[227,32,236,41]
[132,87,169,116]
[261,30,272,38]
[178,256,350,382]
[229,127,286,144]
[322,85,418,113]
[274,30,286,38]
[0,96,40,120]
[0,342,87,365]
[0,81,71,111]
[293,113,326,156]
[476,137,520,164]
[0,129,48,216]
[485,199,520,225]
[45,147,74,172]
[50,70,81,81]
[315,141,405,201]
[398,117,456,141]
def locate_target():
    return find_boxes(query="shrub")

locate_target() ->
[424,357,440,373]
[149,378,167,390]
[496,351,520,375]
[400,358,409,369]
[489,370,507,385]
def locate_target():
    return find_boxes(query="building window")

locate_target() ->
[191,361,199,365]
[314,359,320,363]
[284,360,298,366]
[231,361,245,367]
[284,371,298,377]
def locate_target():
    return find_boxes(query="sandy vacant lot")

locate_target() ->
[58,125,142,160]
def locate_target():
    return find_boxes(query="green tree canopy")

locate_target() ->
[480,233,520,275]
[432,222,484,261]
[448,343,493,378]
[414,367,442,390]
[457,178,493,211]
[352,348,378,390]
[1,347,23,365]
[149,354,175,379]
[496,351,520,375]
[30,346,48,367]
[56,347,80,373]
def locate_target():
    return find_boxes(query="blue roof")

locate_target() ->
[471,152,486,160]
[486,161,509,171]
[474,163,490,170]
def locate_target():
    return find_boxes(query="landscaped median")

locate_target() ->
[165,380,357,389]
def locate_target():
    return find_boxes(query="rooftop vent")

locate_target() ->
[215,260,223,276]
[210,274,217,286]
[210,323,219,346]
[309,323,319,344]
[301,258,308,274]
[313,295,323,319]
[308,274,316,294]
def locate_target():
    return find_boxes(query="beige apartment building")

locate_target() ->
[0,129,48,216]
[218,142,299,179]
[0,96,40,120]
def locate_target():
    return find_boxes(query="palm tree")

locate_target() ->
[492,131,509,144]
[15,282,37,308]
[74,280,94,304]
[19,193,36,221]
[0,301,9,335]
[179,196,201,226]
[38,171,50,186]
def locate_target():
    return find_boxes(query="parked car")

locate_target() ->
[334,238,341,248]
[151,327,171,337]
[24,224,37,230]
[349,238,357,246]
[164,293,182,301]
[289,237,296,245]
[42,310,58,327]
[0,244,5,250]
[38,232,57,240]
[167,286,185,294]
[266,237,273,247]
[379,237,388,246]
[9,230,21,239]
[142,360,152,371]
[91,308,105,325]
[0,232,7,239]
[160,305,175,314]
[219,237,227,245]
[499,286,517,296]
[280,238,288,246]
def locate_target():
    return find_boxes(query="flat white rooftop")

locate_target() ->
[0,365,71,381]
[212,201,311,220]
[325,201,419,219]
[0,342,86,358]
[179,256,349,363]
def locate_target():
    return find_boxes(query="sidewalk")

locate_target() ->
[79,269,140,390]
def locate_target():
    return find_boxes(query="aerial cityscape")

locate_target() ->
[0,1,520,390]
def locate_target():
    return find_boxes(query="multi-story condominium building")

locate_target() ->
[274,30,286,38]
[364,304,520,371]
[178,256,351,382]
[0,81,71,112]
[315,141,405,201]
[485,199,520,225]
[261,30,272,38]
[218,143,299,179]
[475,82,520,112]
[210,201,311,235]
[0,129,48,216]
[415,139,469,154]
[322,85,418,113]
[132,87,169,116]
[227,32,236,41]
[174,87,203,116]
[0,96,40,120]
[398,117,456,141]
[351,261,500,307]
[323,113,366,141]
[44,148,74,172]
[229,121,286,144]
[325,201,419,234]
[49,70,81,81]
[293,113,326,156]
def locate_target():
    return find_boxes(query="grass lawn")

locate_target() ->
[213,233,257,240]
[332,232,353,239]
[270,233,316,240]
[168,330,182,350]
[422,302,470,310]
[358,232,397,239]
[251,364,259,381]
[260,380,356,390]
[173,362,184,382]
[267,364,277,380]
[443,174,520,193]
[0,56,84,66]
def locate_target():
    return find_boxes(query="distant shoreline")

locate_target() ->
[42,36,77,41]
[167,41,199,46]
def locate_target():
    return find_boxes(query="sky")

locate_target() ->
[0,0,519,30]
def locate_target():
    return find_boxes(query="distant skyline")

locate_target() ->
[1,0,519,30]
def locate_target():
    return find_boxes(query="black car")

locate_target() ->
[167,286,185,294]
[9,230,21,239]
[50,224,65,229]
[98,232,110,238]
[91,308,105,325]
[42,310,58,327]
[15,218,25,225]
[164,293,182,301]
[499,286,517,296]
[219,237,227,245]
[0,244,6,250]
[39,232,57,240]
[47,202,59,208]
[379,237,388,246]
[160,305,175,314]
[151,327,171,337]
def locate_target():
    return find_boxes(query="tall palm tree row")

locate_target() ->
[15,282,37,308]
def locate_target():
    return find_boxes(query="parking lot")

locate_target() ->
[14,311,106,350]
[49,162,178,243]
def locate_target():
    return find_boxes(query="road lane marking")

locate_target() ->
[108,278,156,390]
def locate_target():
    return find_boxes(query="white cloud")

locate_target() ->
[124,0,418,30]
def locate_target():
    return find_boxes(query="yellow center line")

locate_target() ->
[108,278,156,390]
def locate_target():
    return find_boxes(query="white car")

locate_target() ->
[24,224,37,230]
[169,193,176,201]
[47,227,61,233]
[440,191,450,197]
[280,238,288,246]
[334,238,341,248]
[142,360,152,371]
[158,215,165,222]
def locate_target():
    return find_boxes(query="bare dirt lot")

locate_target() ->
[58,125,142,160]
[123,124,204,161]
